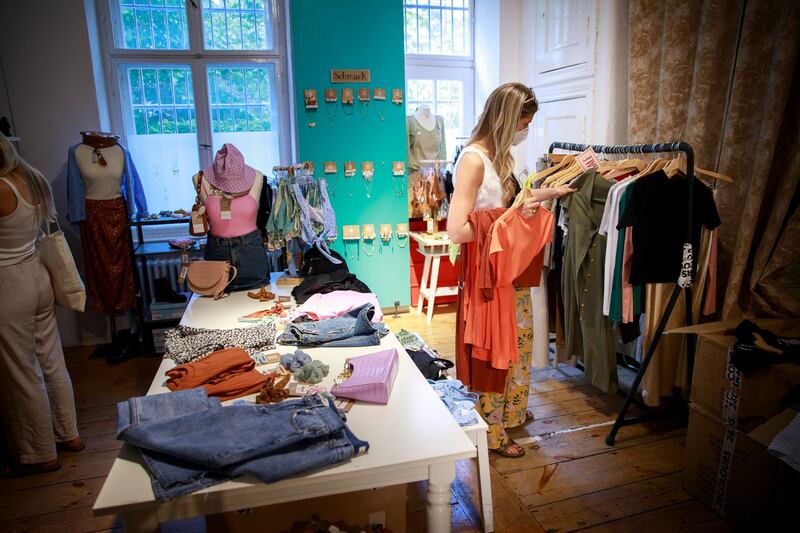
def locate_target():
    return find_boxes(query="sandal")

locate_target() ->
[0,459,61,478]
[525,411,534,423]
[492,440,526,458]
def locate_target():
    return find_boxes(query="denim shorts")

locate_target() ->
[204,229,270,291]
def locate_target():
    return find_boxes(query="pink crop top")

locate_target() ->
[203,180,259,238]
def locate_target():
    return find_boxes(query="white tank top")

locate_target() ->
[0,177,38,266]
[453,146,504,210]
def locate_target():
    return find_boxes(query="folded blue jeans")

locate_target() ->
[278,303,388,347]
[117,389,368,501]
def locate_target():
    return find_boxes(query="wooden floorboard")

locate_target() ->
[528,472,691,532]
[576,500,729,533]
[0,306,732,532]
[508,436,686,507]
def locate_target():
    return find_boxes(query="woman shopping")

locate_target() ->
[0,134,83,476]
[448,83,573,458]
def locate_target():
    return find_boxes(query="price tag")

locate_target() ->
[220,196,232,220]
[576,147,600,170]
[190,204,207,235]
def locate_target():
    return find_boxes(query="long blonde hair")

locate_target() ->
[469,83,538,206]
[0,134,56,224]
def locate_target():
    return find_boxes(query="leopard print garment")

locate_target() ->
[164,322,277,364]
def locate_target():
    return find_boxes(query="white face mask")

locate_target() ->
[512,127,529,146]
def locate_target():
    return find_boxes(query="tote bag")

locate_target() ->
[38,222,86,312]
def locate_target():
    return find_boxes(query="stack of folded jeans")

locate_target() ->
[117,389,368,501]
[278,303,388,347]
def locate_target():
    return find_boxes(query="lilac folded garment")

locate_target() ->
[292,290,383,322]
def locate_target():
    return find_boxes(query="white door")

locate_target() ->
[531,96,588,160]
[533,0,596,84]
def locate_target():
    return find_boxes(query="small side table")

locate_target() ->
[410,231,458,323]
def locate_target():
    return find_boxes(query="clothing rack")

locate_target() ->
[548,141,697,446]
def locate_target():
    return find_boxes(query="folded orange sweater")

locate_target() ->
[165,347,267,401]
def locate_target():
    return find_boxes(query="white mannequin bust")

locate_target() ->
[414,105,437,131]
[74,140,125,201]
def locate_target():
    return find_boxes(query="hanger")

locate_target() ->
[542,157,582,187]
[551,159,587,187]
[530,154,576,188]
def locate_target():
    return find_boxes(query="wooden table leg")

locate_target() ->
[426,256,441,324]
[427,461,455,533]
[122,509,160,533]
[417,254,432,316]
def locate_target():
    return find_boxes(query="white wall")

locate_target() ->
[0,0,111,346]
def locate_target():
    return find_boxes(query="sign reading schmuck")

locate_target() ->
[330,69,371,83]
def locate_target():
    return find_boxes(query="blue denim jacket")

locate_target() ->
[278,303,388,348]
[117,389,368,501]
[67,143,148,222]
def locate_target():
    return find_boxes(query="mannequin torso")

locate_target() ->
[192,171,263,238]
[413,105,437,131]
[74,142,124,201]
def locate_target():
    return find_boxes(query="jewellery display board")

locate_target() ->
[291,0,410,308]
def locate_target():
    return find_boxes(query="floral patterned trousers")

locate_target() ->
[478,288,534,449]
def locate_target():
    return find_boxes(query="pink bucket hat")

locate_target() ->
[203,144,257,194]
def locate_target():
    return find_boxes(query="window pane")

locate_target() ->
[407,78,465,160]
[403,1,470,56]
[207,64,280,175]
[121,64,199,214]
[116,0,189,50]
[203,0,274,50]
[406,79,434,116]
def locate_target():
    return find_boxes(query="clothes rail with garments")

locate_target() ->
[536,141,723,446]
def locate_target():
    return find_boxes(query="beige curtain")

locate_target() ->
[628,0,800,404]
[630,0,800,317]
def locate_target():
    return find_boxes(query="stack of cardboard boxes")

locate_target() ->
[668,319,800,529]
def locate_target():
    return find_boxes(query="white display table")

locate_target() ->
[410,231,458,323]
[93,276,476,533]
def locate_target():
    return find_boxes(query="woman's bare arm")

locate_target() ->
[447,152,484,244]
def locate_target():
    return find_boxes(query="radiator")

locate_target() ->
[138,256,186,301]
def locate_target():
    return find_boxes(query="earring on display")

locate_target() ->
[361,161,374,199]
[344,161,356,199]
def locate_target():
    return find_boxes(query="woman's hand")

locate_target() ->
[517,198,542,218]
[530,184,576,202]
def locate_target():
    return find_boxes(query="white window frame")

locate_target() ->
[95,0,292,174]
[404,0,476,156]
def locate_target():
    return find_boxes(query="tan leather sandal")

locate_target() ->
[492,439,526,458]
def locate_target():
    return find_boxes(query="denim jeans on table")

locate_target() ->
[428,379,480,427]
[204,229,269,291]
[117,389,368,502]
[278,303,388,348]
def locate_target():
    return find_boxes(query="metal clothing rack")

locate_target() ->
[548,141,697,446]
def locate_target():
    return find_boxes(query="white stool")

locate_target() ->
[410,232,457,323]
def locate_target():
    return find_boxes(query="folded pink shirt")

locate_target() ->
[291,290,383,322]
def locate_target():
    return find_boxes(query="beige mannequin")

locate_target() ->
[74,142,125,200]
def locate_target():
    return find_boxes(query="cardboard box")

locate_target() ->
[205,484,406,533]
[667,318,800,432]
[682,404,799,529]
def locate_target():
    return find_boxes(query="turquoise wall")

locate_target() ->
[290,0,410,307]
